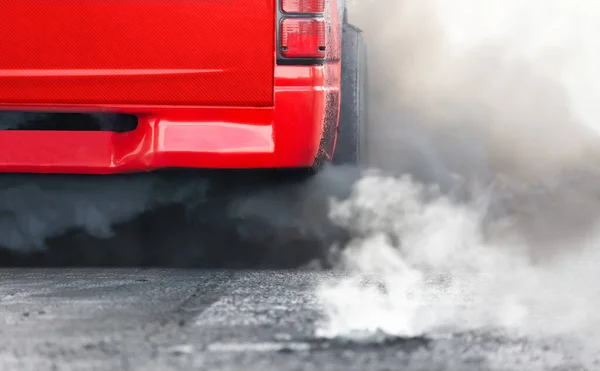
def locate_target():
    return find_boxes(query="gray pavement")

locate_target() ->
[0,269,592,371]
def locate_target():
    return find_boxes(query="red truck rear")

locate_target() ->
[0,0,367,173]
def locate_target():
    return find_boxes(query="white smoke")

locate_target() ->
[316,0,600,348]
[316,172,600,339]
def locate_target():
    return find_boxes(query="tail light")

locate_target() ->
[277,0,326,65]
[281,0,325,13]
[280,18,325,59]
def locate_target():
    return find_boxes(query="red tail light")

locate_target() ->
[280,18,326,59]
[281,0,325,13]
[277,0,326,64]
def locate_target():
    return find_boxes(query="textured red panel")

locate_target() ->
[0,0,275,106]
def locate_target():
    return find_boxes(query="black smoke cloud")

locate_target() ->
[0,144,360,267]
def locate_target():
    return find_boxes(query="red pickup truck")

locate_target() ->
[0,0,367,174]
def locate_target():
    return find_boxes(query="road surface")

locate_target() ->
[0,269,591,371]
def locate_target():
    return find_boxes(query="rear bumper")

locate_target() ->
[0,66,340,174]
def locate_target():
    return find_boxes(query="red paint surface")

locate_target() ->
[0,0,275,106]
[0,0,343,173]
[0,66,340,173]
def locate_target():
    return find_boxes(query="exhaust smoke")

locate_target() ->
[0,172,208,253]
[315,0,600,349]
[1,2,600,360]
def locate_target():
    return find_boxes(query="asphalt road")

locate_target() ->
[0,269,592,371]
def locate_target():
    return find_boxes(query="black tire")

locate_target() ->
[333,22,368,166]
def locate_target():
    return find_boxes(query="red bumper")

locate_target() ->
[0,66,340,174]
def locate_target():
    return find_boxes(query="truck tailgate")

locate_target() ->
[0,0,275,107]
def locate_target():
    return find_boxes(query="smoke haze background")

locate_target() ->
[315,0,600,358]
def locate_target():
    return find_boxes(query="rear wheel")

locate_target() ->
[333,20,368,166]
